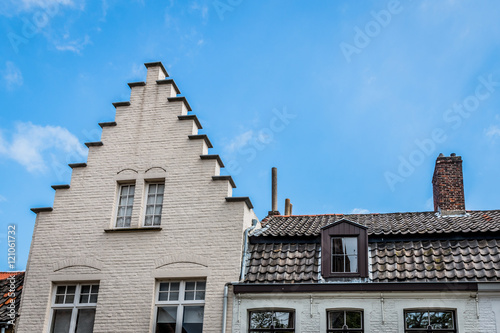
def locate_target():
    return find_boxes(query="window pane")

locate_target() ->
[157,307,177,333]
[153,216,161,225]
[195,291,205,300]
[159,283,170,291]
[182,306,204,332]
[250,311,273,328]
[274,311,293,328]
[81,285,90,294]
[80,294,90,304]
[51,309,72,333]
[185,282,195,290]
[55,295,65,304]
[328,311,344,329]
[332,255,344,272]
[56,286,66,294]
[430,311,454,329]
[406,311,429,328]
[156,194,163,204]
[157,307,177,323]
[170,282,180,291]
[75,309,96,333]
[169,292,179,301]
[346,311,362,328]
[185,291,194,300]
[332,238,343,255]
[65,295,75,304]
[89,294,98,303]
[159,292,169,301]
[343,237,357,255]
[346,255,358,273]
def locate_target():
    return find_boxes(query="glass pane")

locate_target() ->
[158,184,164,193]
[344,237,357,255]
[51,309,72,333]
[121,186,128,195]
[79,294,90,304]
[81,285,90,294]
[127,195,134,205]
[153,216,161,225]
[157,307,177,323]
[159,283,169,291]
[124,217,131,227]
[274,311,293,328]
[406,311,429,328]
[159,292,169,301]
[155,206,162,215]
[185,291,194,300]
[116,217,124,227]
[250,311,273,328]
[146,206,154,215]
[89,294,98,303]
[197,281,206,290]
[185,282,196,290]
[332,255,344,272]
[169,292,179,301]
[65,295,74,304]
[156,194,163,204]
[430,311,454,329]
[92,285,99,293]
[346,255,358,273]
[182,306,204,333]
[56,286,66,294]
[332,238,343,255]
[170,282,180,291]
[126,207,133,216]
[55,295,65,304]
[195,291,205,300]
[328,311,344,329]
[149,184,157,194]
[145,216,153,226]
[346,311,362,328]
[67,286,76,294]
[147,195,155,204]
[75,308,96,333]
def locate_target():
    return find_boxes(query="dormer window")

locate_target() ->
[321,219,368,278]
[331,237,358,273]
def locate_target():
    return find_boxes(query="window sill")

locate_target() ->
[104,227,162,233]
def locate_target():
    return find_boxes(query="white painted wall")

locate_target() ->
[233,291,493,332]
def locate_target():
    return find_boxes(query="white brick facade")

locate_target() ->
[17,62,256,333]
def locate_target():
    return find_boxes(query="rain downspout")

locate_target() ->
[224,219,258,333]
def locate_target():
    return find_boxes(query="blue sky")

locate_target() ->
[0,0,499,271]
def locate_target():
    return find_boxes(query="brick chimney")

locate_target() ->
[432,153,465,214]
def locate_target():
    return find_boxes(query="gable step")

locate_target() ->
[85,141,103,148]
[178,115,202,129]
[30,207,53,214]
[98,121,117,128]
[167,96,192,111]
[68,163,87,169]
[51,184,70,190]
[225,197,253,209]
[188,134,212,148]
[212,176,236,188]
[157,79,181,94]
[112,101,130,108]
[145,62,169,77]
[128,81,146,88]
[200,155,224,168]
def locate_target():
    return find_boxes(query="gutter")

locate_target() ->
[239,219,258,281]
[222,219,258,333]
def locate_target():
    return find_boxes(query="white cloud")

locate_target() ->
[0,0,75,15]
[485,125,500,139]
[0,122,86,172]
[190,2,209,20]
[224,130,253,154]
[54,34,91,53]
[350,208,370,214]
[0,195,7,202]
[2,61,23,90]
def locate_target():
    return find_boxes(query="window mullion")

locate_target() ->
[176,304,184,333]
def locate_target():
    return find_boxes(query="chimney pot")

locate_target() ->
[450,153,456,156]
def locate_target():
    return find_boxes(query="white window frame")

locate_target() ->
[154,280,206,333]
[404,309,456,332]
[48,283,99,333]
[115,183,136,228]
[143,182,165,227]
[327,309,364,332]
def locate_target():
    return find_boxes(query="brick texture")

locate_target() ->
[16,62,256,333]
[432,154,466,213]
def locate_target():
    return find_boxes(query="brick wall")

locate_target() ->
[16,62,256,333]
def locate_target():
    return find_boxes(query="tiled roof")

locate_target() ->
[244,243,320,283]
[371,239,500,282]
[243,239,500,284]
[254,210,500,237]
[0,272,24,322]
